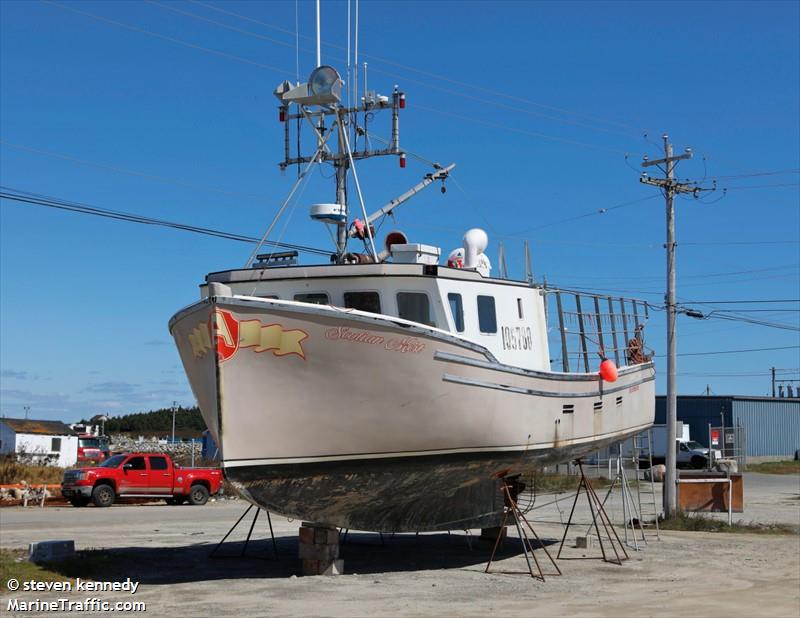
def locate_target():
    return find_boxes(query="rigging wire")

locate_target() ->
[0,187,331,256]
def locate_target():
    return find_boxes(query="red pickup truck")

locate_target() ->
[61,453,222,508]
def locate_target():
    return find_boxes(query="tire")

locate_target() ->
[165,497,186,506]
[91,484,115,508]
[690,455,707,469]
[188,484,209,506]
[69,497,90,507]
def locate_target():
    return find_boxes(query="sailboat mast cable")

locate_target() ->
[245,127,333,266]
[339,116,379,262]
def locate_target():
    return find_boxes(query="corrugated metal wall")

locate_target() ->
[733,398,800,457]
[655,396,800,457]
[655,396,733,447]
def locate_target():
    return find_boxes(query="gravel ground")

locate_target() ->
[1,473,798,617]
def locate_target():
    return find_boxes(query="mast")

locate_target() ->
[335,109,349,257]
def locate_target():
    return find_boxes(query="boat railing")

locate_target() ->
[545,289,651,373]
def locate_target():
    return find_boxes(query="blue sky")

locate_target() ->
[1,0,798,422]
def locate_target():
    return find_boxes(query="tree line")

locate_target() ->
[87,406,206,434]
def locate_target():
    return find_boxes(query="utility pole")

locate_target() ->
[23,405,30,420]
[641,134,696,519]
[771,367,776,397]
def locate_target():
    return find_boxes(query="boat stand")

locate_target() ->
[557,460,628,565]
[485,479,561,582]
[209,504,279,560]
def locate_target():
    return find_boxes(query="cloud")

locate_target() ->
[83,381,141,395]
[1,370,29,380]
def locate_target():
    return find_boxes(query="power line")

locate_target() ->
[682,299,800,304]
[698,168,800,181]
[48,0,647,154]
[681,240,800,246]
[0,140,268,202]
[0,187,331,256]
[43,0,294,77]
[190,0,651,139]
[654,345,800,358]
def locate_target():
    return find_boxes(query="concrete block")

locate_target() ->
[302,558,344,576]
[313,528,339,545]
[321,559,344,576]
[302,559,320,575]
[575,536,593,549]
[29,540,75,563]
[299,543,339,561]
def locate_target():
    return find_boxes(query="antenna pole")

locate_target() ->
[524,241,534,285]
[315,0,321,67]
[354,0,359,108]
[335,118,349,259]
[771,366,776,397]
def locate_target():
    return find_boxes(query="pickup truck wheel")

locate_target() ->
[69,497,90,507]
[690,455,708,469]
[165,497,186,506]
[188,484,209,506]
[91,484,115,508]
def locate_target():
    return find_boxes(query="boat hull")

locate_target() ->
[169,295,655,531]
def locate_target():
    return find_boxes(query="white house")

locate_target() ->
[0,418,78,468]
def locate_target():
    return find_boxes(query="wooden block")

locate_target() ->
[302,559,320,575]
[299,543,339,561]
[313,527,338,545]
[575,536,593,549]
[298,526,315,545]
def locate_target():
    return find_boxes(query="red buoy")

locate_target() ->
[599,359,618,382]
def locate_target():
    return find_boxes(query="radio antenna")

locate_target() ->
[315,0,321,67]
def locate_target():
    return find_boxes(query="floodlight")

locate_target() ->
[308,66,342,103]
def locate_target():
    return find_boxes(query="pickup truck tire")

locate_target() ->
[165,497,186,506]
[690,455,707,469]
[188,484,209,506]
[92,484,115,508]
[69,497,90,507]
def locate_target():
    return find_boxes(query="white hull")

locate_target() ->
[170,294,655,531]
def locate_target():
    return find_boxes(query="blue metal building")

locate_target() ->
[655,395,800,461]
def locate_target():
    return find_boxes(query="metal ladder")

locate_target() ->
[632,430,661,540]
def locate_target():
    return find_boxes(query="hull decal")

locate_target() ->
[442,372,655,398]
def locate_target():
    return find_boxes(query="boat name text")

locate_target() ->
[325,327,425,354]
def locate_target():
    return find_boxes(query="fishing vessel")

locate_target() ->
[168,62,655,532]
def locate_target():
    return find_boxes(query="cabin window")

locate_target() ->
[344,291,381,314]
[150,456,168,471]
[51,438,61,452]
[397,292,435,326]
[260,294,279,299]
[126,456,147,470]
[294,292,329,305]
[477,295,497,333]
[517,298,524,319]
[447,293,464,332]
